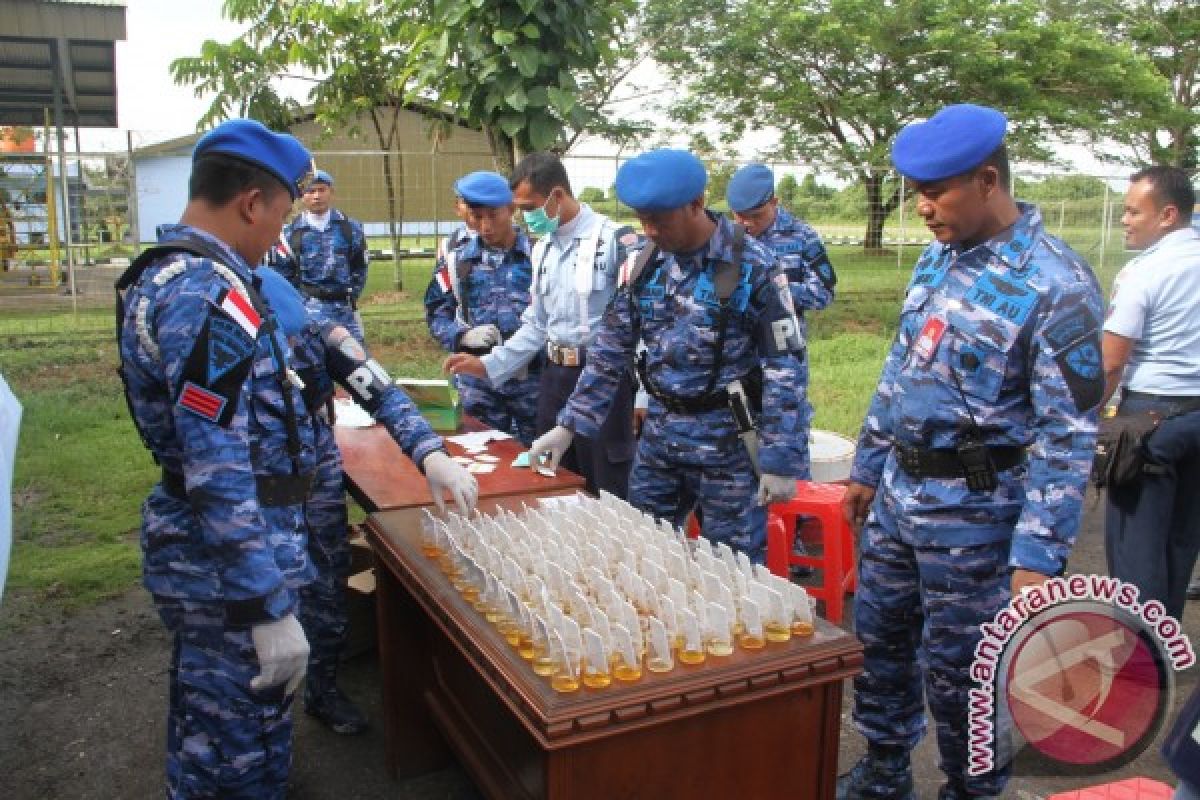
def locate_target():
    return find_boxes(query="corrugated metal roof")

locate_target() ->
[0,0,127,127]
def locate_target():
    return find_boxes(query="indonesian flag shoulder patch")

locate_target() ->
[218,288,261,339]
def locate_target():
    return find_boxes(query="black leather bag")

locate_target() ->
[1091,412,1160,489]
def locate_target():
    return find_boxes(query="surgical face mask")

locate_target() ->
[523,192,560,235]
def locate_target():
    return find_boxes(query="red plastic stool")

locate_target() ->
[766,481,856,624]
[1046,777,1173,799]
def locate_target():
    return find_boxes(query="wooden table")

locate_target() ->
[364,495,864,800]
[335,418,586,512]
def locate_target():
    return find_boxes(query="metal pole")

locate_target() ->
[1097,182,1110,272]
[74,123,90,268]
[126,130,140,251]
[896,172,906,272]
[51,50,77,313]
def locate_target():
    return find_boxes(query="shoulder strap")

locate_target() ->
[713,223,746,304]
[337,216,355,251]
[287,226,305,264]
[622,242,660,291]
[115,239,232,341]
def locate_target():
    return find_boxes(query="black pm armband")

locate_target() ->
[321,324,392,412]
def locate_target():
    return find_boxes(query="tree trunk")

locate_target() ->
[380,150,404,290]
[486,126,516,174]
[862,171,902,253]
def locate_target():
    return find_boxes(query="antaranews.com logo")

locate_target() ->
[968,574,1195,777]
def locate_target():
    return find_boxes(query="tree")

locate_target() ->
[172,0,432,288]
[776,174,800,210]
[579,187,608,204]
[645,0,1169,250]
[171,1,643,288]
[411,0,638,172]
[1062,1,1199,169]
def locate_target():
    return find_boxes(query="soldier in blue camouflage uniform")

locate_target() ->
[255,266,477,735]
[728,163,836,481]
[532,149,808,562]
[116,120,318,799]
[838,105,1104,800]
[276,170,370,343]
[423,171,541,444]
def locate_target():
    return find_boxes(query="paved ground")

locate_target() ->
[0,488,1193,799]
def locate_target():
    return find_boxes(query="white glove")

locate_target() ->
[530,425,574,472]
[756,473,797,506]
[460,324,501,350]
[250,613,310,695]
[423,450,479,515]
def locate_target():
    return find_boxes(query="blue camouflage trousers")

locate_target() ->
[630,425,766,562]
[159,601,293,800]
[455,371,540,446]
[853,472,1013,798]
[303,298,364,345]
[298,422,350,693]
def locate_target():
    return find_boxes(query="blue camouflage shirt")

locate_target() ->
[758,206,836,316]
[850,202,1103,575]
[279,209,369,300]
[560,213,808,476]
[119,225,317,624]
[423,228,535,353]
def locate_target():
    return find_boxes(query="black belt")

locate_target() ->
[894,443,1026,480]
[1124,390,1200,407]
[161,469,313,507]
[300,285,352,303]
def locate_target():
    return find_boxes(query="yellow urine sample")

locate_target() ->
[792,620,815,637]
[764,622,792,643]
[739,633,767,651]
[550,673,580,693]
[613,663,643,682]
[582,670,613,689]
[646,656,674,673]
[678,648,706,665]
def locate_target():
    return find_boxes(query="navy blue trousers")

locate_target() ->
[536,360,635,499]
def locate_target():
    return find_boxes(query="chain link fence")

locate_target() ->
[0,144,1165,338]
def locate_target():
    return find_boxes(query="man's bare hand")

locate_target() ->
[842,481,876,531]
[633,407,647,437]
[1011,568,1050,597]
[444,353,487,379]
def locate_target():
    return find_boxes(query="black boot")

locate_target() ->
[836,745,914,800]
[304,662,368,735]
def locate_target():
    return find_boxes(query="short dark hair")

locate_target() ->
[1130,165,1196,219]
[189,153,289,206]
[977,143,1010,189]
[510,152,573,197]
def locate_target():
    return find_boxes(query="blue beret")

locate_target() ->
[310,170,334,187]
[193,119,314,200]
[891,104,1007,182]
[726,163,775,212]
[455,171,513,207]
[615,149,707,212]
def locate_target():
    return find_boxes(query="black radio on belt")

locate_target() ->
[956,436,999,492]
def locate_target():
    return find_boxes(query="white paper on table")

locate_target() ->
[0,372,21,603]
[446,430,512,449]
[332,398,376,428]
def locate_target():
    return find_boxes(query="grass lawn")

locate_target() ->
[0,243,1124,625]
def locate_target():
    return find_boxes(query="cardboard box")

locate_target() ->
[396,378,462,432]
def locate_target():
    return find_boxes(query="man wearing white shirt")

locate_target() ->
[1102,165,1200,620]
[445,153,639,496]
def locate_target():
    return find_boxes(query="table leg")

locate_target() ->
[373,553,454,778]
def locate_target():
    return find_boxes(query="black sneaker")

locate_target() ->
[305,688,369,735]
[836,749,914,800]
